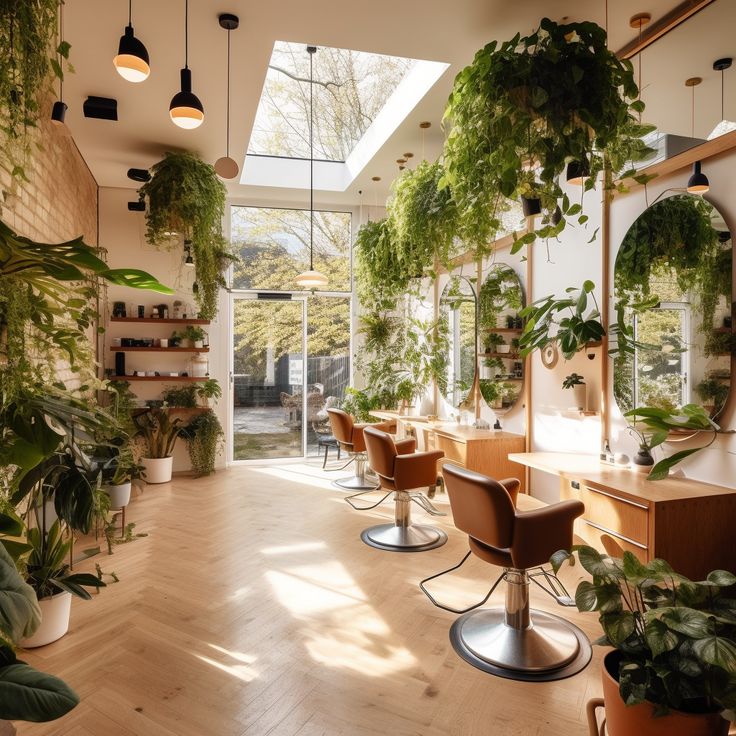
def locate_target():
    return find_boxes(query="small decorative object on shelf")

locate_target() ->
[113,301,127,317]
[137,305,145,318]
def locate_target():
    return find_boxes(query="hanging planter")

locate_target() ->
[139,151,236,320]
[442,18,656,256]
[520,196,541,217]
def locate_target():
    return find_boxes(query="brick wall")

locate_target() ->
[0,102,98,245]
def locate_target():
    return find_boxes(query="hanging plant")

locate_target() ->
[441,18,655,256]
[0,0,71,182]
[139,151,236,320]
[387,160,459,275]
[354,217,406,305]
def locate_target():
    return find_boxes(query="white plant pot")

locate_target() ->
[570,384,587,411]
[142,456,173,484]
[496,344,511,354]
[22,591,72,648]
[103,482,131,509]
[193,340,204,349]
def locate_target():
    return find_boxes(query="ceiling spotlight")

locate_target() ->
[419,121,431,129]
[403,152,414,159]
[371,176,381,182]
[687,160,710,194]
[396,158,407,164]
[170,0,204,129]
[113,0,150,83]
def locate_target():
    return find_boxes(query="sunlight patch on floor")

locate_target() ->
[261,541,328,556]
[265,559,417,676]
[251,464,336,490]
[196,645,259,682]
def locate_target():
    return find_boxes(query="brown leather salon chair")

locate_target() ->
[419,463,591,681]
[326,408,394,492]
[361,426,446,552]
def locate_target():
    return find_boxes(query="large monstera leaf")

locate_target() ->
[0,648,79,722]
[0,543,39,644]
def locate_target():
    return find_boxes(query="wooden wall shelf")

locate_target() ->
[484,327,523,333]
[110,376,209,382]
[110,317,210,325]
[479,352,520,360]
[109,347,209,353]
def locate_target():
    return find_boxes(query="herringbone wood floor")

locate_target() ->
[17,461,605,736]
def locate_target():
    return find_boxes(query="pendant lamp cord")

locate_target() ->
[226,28,231,157]
[128,0,132,26]
[309,47,314,271]
[184,0,189,69]
[58,0,63,99]
[722,68,725,121]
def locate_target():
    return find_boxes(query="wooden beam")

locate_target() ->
[616,0,716,59]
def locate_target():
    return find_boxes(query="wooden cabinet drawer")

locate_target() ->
[563,481,649,546]
[434,435,466,465]
[573,520,648,563]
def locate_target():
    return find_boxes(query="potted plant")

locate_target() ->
[21,520,107,648]
[624,404,719,480]
[441,18,655,255]
[181,409,225,476]
[695,378,730,417]
[0,541,82,724]
[134,406,183,484]
[184,325,207,349]
[485,332,505,354]
[479,380,503,410]
[195,378,222,408]
[562,373,586,410]
[519,281,606,360]
[395,378,416,415]
[97,443,143,510]
[139,151,236,320]
[551,546,734,735]
[627,424,655,473]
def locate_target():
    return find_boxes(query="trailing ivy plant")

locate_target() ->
[139,151,237,320]
[519,280,605,360]
[478,264,523,331]
[441,18,655,256]
[181,409,224,477]
[387,160,459,276]
[0,0,71,183]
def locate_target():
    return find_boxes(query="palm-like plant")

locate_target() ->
[135,407,184,458]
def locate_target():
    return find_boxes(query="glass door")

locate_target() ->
[231,296,307,460]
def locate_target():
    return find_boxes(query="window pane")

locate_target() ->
[231,206,351,292]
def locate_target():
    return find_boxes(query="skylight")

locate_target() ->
[242,42,449,190]
[249,42,415,161]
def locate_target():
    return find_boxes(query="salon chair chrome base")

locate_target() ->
[360,490,447,552]
[448,568,591,682]
[333,454,379,492]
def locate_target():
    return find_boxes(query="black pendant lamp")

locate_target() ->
[170,0,204,129]
[113,0,150,83]
[687,160,710,194]
[51,0,67,125]
[295,46,328,290]
[214,14,240,179]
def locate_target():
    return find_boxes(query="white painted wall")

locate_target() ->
[100,187,228,472]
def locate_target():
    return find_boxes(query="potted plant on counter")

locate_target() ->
[134,406,183,484]
[551,546,735,735]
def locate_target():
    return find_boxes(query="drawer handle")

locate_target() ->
[583,520,647,550]
[585,486,648,510]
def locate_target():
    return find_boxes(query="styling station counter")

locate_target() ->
[371,412,526,492]
[509,452,736,580]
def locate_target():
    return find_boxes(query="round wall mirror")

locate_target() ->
[477,263,525,414]
[440,276,477,410]
[613,194,732,422]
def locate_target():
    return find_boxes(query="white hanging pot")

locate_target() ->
[571,383,587,411]
[496,344,511,354]
[193,340,204,349]
[142,456,173,484]
[22,591,72,648]
[103,482,131,509]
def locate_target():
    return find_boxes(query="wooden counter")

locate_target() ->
[510,452,736,580]
[372,411,526,491]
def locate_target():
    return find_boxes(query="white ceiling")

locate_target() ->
[64,0,702,206]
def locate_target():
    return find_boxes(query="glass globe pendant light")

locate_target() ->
[169,0,204,129]
[113,0,150,83]
[295,46,328,290]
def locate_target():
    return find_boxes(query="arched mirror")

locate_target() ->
[440,276,477,410]
[477,263,525,413]
[613,194,732,421]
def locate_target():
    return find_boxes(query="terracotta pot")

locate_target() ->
[601,651,729,736]
[21,591,72,648]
